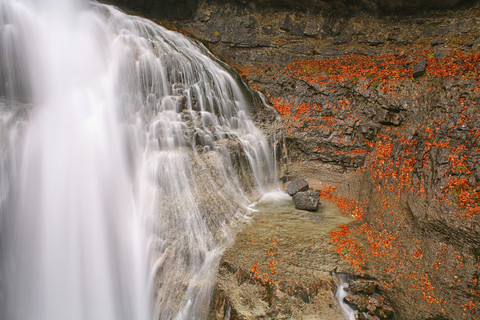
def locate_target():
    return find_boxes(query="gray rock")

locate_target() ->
[413,59,427,78]
[293,190,320,212]
[357,312,381,320]
[262,25,276,35]
[195,10,211,22]
[434,46,449,59]
[287,179,309,196]
[344,294,369,312]
[280,15,292,31]
[431,39,448,46]
[377,109,403,126]
[291,23,306,36]
[358,35,384,46]
[333,36,349,45]
[303,22,319,37]
[346,280,377,295]
[222,15,258,45]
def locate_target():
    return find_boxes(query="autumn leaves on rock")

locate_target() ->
[168,2,480,318]
[234,25,480,320]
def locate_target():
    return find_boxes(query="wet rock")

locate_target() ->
[177,95,188,111]
[338,276,394,320]
[287,179,309,196]
[344,293,394,319]
[293,189,320,211]
[413,59,427,78]
[347,280,377,295]
[374,303,395,319]
[357,312,381,320]
[344,294,369,312]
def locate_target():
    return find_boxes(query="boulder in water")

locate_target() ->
[293,189,320,212]
[287,179,309,196]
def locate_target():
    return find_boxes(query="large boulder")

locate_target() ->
[287,179,309,196]
[292,189,320,211]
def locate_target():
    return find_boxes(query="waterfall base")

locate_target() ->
[209,191,355,319]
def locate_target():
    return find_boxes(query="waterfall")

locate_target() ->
[0,1,278,320]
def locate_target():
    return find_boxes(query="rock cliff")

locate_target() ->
[103,0,480,318]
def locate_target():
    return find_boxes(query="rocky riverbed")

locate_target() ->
[209,191,355,319]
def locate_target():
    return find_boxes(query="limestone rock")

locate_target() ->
[293,190,320,211]
[287,179,309,196]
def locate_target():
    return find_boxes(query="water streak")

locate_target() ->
[0,1,278,319]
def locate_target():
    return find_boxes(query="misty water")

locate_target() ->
[0,1,278,319]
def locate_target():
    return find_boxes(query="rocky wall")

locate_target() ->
[100,0,480,318]
[170,2,480,319]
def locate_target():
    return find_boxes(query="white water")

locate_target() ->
[335,273,356,320]
[0,1,278,319]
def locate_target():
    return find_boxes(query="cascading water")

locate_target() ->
[0,1,279,320]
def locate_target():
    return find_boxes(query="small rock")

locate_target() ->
[431,39,448,46]
[287,179,309,196]
[367,37,384,46]
[333,36,349,45]
[262,25,275,35]
[413,59,427,78]
[304,21,319,37]
[358,35,384,46]
[195,10,211,22]
[293,190,320,212]
[177,95,188,111]
[357,311,381,320]
[377,109,403,126]
[291,23,305,36]
[344,294,369,312]
[347,280,377,295]
[280,15,292,31]
[377,303,394,319]
[433,47,449,59]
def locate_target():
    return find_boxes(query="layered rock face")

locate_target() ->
[167,2,480,318]
[103,0,480,318]
[105,0,473,20]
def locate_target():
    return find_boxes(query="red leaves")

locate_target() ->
[286,53,412,88]
[245,237,279,305]
[270,98,292,116]
[317,187,364,219]
[329,225,365,273]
